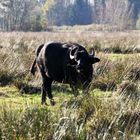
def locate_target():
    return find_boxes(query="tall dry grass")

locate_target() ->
[0,31,140,53]
[0,31,140,139]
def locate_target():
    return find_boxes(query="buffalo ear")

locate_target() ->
[89,56,100,64]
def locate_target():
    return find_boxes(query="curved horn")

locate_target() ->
[70,53,75,59]
[70,47,78,60]
[89,48,95,56]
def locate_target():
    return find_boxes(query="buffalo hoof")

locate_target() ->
[50,99,56,106]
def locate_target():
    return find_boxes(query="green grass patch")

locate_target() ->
[106,53,140,61]
[0,86,140,140]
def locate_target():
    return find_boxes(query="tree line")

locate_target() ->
[0,0,140,31]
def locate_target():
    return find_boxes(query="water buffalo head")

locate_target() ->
[68,45,100,88]
[69,46,100,73]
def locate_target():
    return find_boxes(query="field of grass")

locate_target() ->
[0,31,140,140]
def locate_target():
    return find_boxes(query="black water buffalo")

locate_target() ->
[30,42,100,105]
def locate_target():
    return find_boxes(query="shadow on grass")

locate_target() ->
[15,82,72,95]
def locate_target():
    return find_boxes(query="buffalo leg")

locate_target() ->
[44,78,55,106]
[41,84,47,105]
[41,74,55,106]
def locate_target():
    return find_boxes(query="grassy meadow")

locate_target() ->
[0,30,140,140]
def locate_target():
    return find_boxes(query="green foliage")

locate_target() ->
[44,0,93,26]
[0,0,140,30]
[0,0,45,31]
[68,0,93,25]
